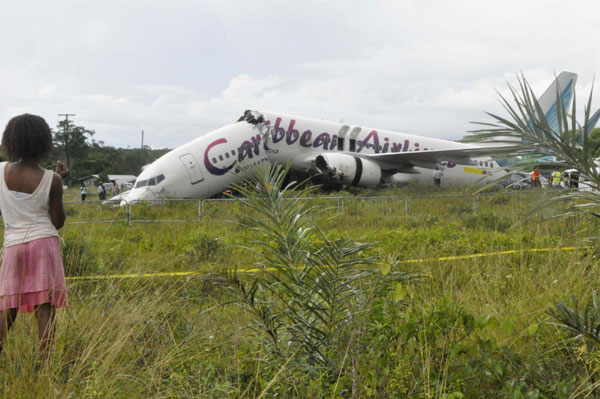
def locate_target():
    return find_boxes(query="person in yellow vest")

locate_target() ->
[551,170,562,187]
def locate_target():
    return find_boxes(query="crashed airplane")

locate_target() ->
[116,111,517,203]
[116,72,578,203]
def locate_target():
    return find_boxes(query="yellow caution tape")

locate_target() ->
[402,246,584,264]
[65,246,590,281]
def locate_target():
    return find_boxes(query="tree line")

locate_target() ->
[48,120,170,184]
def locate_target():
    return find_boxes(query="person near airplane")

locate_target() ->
[0,113,69,360]
[531,167,541,188]
[551,170,562,187]
[433,167,443,188]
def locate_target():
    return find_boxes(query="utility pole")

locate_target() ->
[58,113,75,186]
[141,129,144,170]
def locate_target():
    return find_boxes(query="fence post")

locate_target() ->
[126,203,132,225]
[405,197,410,215]
[473,194,480,214]
[199,200,204,221]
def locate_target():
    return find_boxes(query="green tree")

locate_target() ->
[53,119,96,160]
[52,120,96,182]
[50,120,170,183]
[588,127,600,155]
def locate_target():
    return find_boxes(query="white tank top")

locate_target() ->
[0,162,59,248]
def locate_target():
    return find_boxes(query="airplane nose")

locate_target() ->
[121,187,160,205]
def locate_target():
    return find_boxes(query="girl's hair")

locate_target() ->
[2,114,53,162]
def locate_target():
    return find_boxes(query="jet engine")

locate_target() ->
[315,153,382,187]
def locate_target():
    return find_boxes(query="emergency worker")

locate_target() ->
[551,170,562,187]
[531,168,541,188]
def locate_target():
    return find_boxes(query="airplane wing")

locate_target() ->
[362,144,521,169]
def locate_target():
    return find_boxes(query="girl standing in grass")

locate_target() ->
[0,114,69,358]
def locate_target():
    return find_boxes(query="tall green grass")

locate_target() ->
[0,183,597,397]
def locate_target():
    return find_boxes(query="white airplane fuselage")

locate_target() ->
[123,111,505,203]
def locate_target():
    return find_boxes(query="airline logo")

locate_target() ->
[202,117,451,177]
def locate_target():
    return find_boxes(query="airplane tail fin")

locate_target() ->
[585,108,600,136]
[536,71,577,133]
[519,72,577,161]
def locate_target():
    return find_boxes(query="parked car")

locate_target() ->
[501,172,532,190]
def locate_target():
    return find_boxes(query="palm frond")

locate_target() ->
[467,73,600,218]
[548,291,600,344]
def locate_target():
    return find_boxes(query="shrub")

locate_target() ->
[218,163,422,383]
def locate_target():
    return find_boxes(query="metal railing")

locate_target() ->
[58,190,558,226]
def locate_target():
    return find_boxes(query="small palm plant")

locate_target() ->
[468,73,600,345]
[547,291,600,345]
[218,162,418,374]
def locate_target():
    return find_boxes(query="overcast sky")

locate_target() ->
[1,0,599,149]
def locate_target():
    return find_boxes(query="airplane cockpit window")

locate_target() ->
[135,174,165,188]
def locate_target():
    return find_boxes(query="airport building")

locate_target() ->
[78,174,137,188]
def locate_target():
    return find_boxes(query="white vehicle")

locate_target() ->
[502,172,531,190]
[563,168,598,192]
[119,72,578,203]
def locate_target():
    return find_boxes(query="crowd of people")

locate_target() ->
[533,167,579,189]
[430,165,578,190]
[78,182,122,201]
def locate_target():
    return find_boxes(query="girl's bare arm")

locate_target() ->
[49,173,66,230]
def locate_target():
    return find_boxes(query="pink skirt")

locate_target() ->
[0,236,67,313]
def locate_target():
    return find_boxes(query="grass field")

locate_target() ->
[0,184,598,398]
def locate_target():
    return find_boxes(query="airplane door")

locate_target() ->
[179,153,205,184]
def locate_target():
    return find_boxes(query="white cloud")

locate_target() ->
[0,0,599,150]
[38,85,59,98]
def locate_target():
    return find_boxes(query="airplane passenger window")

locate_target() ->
[231,150,236,156]
[225,153,230,158]
[156,174,165,184]
[219,155,223,161]
[212,157,217,163]
[148,177,156,186]
[135,180,148,188]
